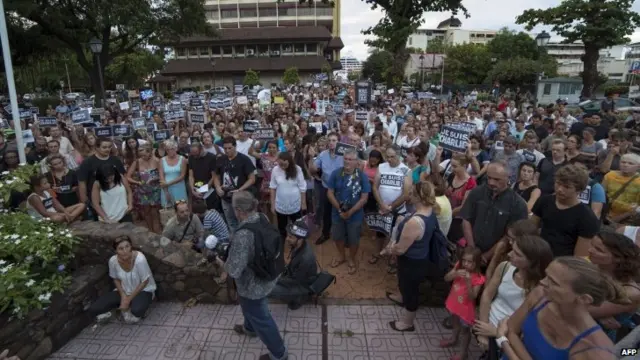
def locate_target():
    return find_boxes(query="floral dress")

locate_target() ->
[260,153,278,204]
[135,168,161,206]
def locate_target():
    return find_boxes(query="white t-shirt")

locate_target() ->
[397,136,421,149]
[269,165,307,214]
[377,162,409,212]
[99,184,128,222]
[236,138,256,167]
[108,252,156,296]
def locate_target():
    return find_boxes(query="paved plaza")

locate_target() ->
[47,302,483,360]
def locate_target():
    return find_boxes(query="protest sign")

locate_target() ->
[190,98,202,107]
[189,112,205,124]
[223,97,233,108]
[355,111,368,122]
[153,130,171,142]
[131,102,141,112]
[333,103,344,114]
[22,130,35,143]
[579,185,591,204]
[335,142,356,156]
[316,100,327,115]
[236,96,248,105]
[119,102,130,110]
[113,124,132,137]
[152,99,162,107]
[310,122,323,133]
[439,125,470,153]
[165,110,185,122]
[384,99,392,107]
[30,107,40,115]
[18,108,32,119]
[95,126,113,137]
[146,123,156,134]
[132,118,146,130]
[38,117,57,127]
[365,212,393,236]
[234,84,244,95]
[274,96,284,104]
[71,109,90,124]
[243,120,260,133]
[90,114,102,124]
[91,108,105,115]
[448,122,477,134]
[355,81,372,106]
[253,127,275,140]
[169,102,182,111]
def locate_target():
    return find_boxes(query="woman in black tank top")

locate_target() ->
[513,162,540,212]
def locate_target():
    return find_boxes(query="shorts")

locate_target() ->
[331,220,362,247]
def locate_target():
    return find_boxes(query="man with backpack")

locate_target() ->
[218,191,287,360]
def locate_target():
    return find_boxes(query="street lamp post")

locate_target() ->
[419,54,425,90]
[89,38,106,107]
[534,31,551,105]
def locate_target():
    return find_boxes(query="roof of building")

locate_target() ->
[437,17,461,29]
[408,53,444,68]
[176,26,332,45]
[539,77,583,83]
[149,74,176,83]
[327,37,344,49]
[161,56,334,75]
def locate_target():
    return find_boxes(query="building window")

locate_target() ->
[222,45,233,56]
[558,83,572,95]
[543,84,552,95]
[294,43,305,53]
[211,46,221,56]
[571,84,582,93]
[259,8,277,17]
[306,43,317,54]
[270,44,281,57]
[234,46,245,57]
[245,45,257,57]
[286,8,297,16]
[206,10,219,20]
[221,10,237,19]
[282,44,293,54]
[176,47,186,57]
[297,7,313,16]
[317,7,332,16]
[199,47,209,56]
[240,9,257,17]
[608,73,624,77]
[258,44,269,57]
[188,48,199,57]
[408,38,412,45]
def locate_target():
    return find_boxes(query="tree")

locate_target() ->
[443,43,493,85]
[105,48,164,89]
[243,69,261,87]
[362,2,467,88]
[580,71,608,89]
[516,0,640,98]
[486,57,544,86]
[321,63,333,84]
[361,49,393,84]
[282,67,300,85]
[426,37,447,54]
[5,0,211,104]
[487,28,542,61]
[347,72,361,81]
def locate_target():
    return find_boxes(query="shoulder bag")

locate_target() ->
[602,173,640,224]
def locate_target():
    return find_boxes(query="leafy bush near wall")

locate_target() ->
[0,164,39,205]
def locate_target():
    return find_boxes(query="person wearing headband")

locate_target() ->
[268,218,318,310]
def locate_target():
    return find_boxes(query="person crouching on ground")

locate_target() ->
[269,218,318,310]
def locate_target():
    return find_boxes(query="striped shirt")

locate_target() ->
[202,209,230,241]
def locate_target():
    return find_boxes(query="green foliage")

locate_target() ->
[282,67,300,85]
[486,57,544,85]
[362,49,393,84]
[243,69,261,87]
[104,48,164,89]
[321,63,333,83]
[347,72,361,81]
[580,71,609,89]
[0,212,79,318]
[444,43,493,85]
[0,164,39,205]
[361,1,467,87]
[516,0,640,98]
[31,98,63,116]
[426,37,447,54]
[488,29,542,61]
[604,85,629,96]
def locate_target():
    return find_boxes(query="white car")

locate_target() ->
[64,92,84,101]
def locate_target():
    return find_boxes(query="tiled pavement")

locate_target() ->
[48,302,483,360]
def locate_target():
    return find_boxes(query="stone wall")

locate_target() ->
[0,264,110,360]
[0,221,228,360]
[69,221,225,304]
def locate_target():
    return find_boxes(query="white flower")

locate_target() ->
[38,293,51,302]
[0,260,5,266]
[10,234,18,240]
[42,218,50,221]
[18,163,25,167]
[8,283,14,290]
[4,180,13,185]
[25,279,35,287]
[25,256,32,262]
[66,234,72,238]
[47,233,53,238]
[12,306,20,314]
[1,171,8,175]
[14,240,20,245]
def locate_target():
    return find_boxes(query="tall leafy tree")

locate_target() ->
[443,43,492,85]
[486,57,557,86]
[243,69,261,87]
[5,0,211,104]
[282,67,300,85]
[104,48,165,89]
[516,0,640,98]
[487,28,542,61]
[361,49,393,84]
[362,2,467,88]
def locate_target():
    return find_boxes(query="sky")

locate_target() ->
[340,0,640,61]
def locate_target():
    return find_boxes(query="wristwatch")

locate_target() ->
[496,336,509,349]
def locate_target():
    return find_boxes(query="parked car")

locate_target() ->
[580,97,640,114]
[63,92,86,101]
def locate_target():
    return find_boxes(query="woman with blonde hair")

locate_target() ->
[158,139,188,207]
[498,257,624,360]
[382,181,443,332]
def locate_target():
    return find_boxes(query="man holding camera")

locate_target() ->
[269,218,318,310]
[327,149,370,275]
[213,136,256,232]
[213,191,287,360]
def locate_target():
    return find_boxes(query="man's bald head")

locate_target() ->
[486,161,510,192]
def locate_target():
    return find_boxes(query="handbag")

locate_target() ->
[602,173,640,224]
[308,260,336,305]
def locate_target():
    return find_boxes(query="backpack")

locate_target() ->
[239,214,285,281]
[429,220,455,273]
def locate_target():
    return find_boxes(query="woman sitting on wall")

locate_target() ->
[88,236,156,324]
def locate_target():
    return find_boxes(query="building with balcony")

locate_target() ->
[154,0,343,90]
[339,53,362,73]
[542,42,631,81]
[407,17,497,51]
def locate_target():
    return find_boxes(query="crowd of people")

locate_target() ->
[1,86,640,360]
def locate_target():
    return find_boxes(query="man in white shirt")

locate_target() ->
[45,126,74,156]
[516,135,545,166]
[381,109,398,140]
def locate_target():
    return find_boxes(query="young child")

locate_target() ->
[26,174,85,223]
[440,246,486,360]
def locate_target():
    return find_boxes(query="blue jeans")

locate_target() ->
[221,200,238,233]
[239,296,287,360]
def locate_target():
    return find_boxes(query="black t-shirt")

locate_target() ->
[188,153,217,184]
[525,124,549,142]
[532,195,599,257]
[78,155,126,200]
[27,150,47,165]
[46,169,79,207]
[536,157,568,195]
[215,152,256,196]
[569,122,609,141]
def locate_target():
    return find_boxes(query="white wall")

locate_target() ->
[537,82,582,105]
[174,71,315,89]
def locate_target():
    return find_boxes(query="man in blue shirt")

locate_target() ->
[327,149,370,275]
[310,133,343,244]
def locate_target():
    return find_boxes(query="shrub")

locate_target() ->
[0,164,39,206]
[0,212,78,318]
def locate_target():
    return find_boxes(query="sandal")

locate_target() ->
[387,265,397,274]
[368,254,381,264]
[389,320,415,332]
[439,338,458,348]
[347,262,358,275]
[330,258,347,268]
[385,291,404,307]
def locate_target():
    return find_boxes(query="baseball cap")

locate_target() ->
[286,218,309,239]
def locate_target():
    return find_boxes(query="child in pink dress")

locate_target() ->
[440,246,486,360]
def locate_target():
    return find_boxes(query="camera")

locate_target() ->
[339,201,352,213]
[221,186,235,201]
[204,235,230,262]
